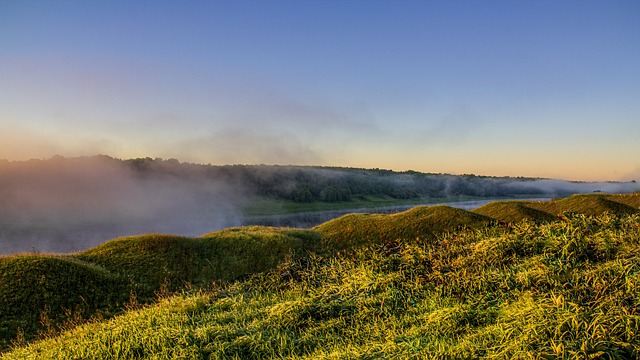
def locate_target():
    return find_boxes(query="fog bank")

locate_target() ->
[505,179,640,196]
[1,156,638,254]
[0,156,246,254]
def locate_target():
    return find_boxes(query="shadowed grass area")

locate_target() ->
[0,255,131,347]
[4,213,639,359]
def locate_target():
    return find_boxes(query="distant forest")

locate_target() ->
[120,156,554,202]
[2,156,632,206]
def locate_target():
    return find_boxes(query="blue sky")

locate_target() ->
[1,0,639,181]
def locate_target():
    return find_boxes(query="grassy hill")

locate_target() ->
[315,205,495,251]
[524,193,640,216]
[474,193,640,223]
[75,227,321,293]
[604,192,640,209]
[472,201,560,223]
[2,193,640,357]
[0,255,131,346]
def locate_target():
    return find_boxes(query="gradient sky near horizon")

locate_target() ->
[1,1,639,181]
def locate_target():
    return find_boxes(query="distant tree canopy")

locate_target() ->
[8,155,624,206]
[117,157,550,203]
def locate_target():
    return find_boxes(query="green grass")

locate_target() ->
[2,193,640,357]
[75,227,321,294]
[0,255,131,347]
[4,212,639,359]
[525,194,640,217]
[315,205,494,252]
[473,201,560,223]
[1,227,320,350]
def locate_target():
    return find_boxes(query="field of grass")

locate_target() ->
[2,193,639,358]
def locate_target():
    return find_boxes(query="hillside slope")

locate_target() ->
[2,193,639,353]
[4,212,639,359]
[604,192,640,209]
[474,193,640,223]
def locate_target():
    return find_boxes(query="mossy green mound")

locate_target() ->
[315,205,494,251]
[520,194,639,218]
[0,255,131,348]
[75,227,321,294]
[554,194,639,216]
[5,213,639,359]
[473,201,559,223]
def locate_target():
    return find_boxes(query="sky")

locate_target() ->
[1,0,639,181]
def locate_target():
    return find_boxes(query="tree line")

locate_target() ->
[122,157,550,203]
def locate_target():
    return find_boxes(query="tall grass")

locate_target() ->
[5,212,639,359]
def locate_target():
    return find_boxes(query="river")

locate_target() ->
[241,198,552,228]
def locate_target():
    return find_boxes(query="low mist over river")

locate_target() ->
[1,156,637,254]
[242,198,554,229]
[0,198,550,254]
